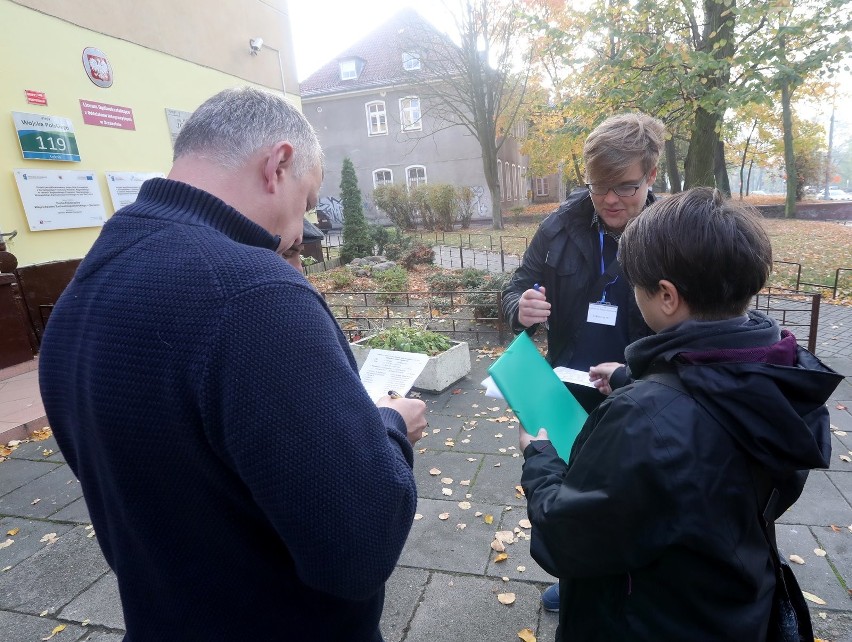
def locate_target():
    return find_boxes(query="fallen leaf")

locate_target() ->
[818,612,827,620]
[31,428,52,441]
[518,628,537,642]
[456,523,467,530]
[495,530,515,543]
[1,566,11,572]
[40,533,58,544]
[494,463,501,467]
[498,592,516,605]
[41,624,65,640]
[438,513,450,520]
[495,433,504,438]
[484,514,494,525]
[837,404,847,411]
[441,477,454,484]
[814,548,827,557]
[0,539,14,550]
[86,530,96,538]
[451,389,462,395]
[39,610,48,617]
[833,430,847,437]
[442,488,453,496]
[81,619,90,626]
[460,480,470,486]
[431,428,441,434]
[502,576,509,581]
[8,440,20,447]
[413,514,423,521]
[494,552,509,562]
[789,554,805,565]
[475,511,483,517]
[6,528,19,536]
[802,591,826,605]
[839,455,851,463]
[461,439,471,444]
[31,498,41,505]
[491,539,506,552]
[458,501,471,510]
[519,519,532,529]
[0,447,11,457]
[495,416,510,422]
[517,565,526,572]
[429,468,441,476]
[830,525,842,532]
[466,457,477,462]
[41,449,54,457]
[417,448,427,454]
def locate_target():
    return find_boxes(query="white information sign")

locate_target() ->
[165,108,192,146]
[13,169,107,231]
[105,171,165,210]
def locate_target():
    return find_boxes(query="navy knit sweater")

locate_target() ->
[39,178,417,641]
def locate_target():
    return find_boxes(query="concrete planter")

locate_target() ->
[351,337,471,394]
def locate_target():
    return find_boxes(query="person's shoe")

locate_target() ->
[541,582,560,612]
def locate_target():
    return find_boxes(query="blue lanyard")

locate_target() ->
[598,229,618,304]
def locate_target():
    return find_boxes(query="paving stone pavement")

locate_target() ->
[1,329,851,641]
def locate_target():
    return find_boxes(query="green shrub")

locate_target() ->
[373,266,409,303]
[329,270,354,289]
[460,268,489,289]
[426,271,464,293]
[510,206,525,224]
[368,224,391,256]
[456,186,475,229]
[400,242,435,269]
[373,184,417,230]
[365,326,452,356]
[467,272,513,319]
[339,157,374,263]
[384,231,414,261]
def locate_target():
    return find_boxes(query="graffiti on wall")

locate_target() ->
[316,196,344,225]
[470,186,490,216]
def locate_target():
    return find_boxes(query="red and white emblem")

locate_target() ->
[82,47,113,88]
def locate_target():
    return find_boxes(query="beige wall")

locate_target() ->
[12,0,298,93]
[2,1,301,266]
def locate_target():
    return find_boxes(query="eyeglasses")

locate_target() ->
[586,175,647,197]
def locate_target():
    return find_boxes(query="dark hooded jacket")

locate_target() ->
[521,311,842,641]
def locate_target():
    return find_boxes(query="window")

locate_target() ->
[399,97,422,131]
[498,161,504,201]
[339,59,357,80]
[402,51,421,71]
[406,165,427,188]
[365,101,387,136]
[373,168,393,188]
[511,164,517,201]
[535,177,549,197]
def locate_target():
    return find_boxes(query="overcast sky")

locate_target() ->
[289,0,456,81]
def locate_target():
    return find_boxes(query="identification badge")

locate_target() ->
[587,303,618,326]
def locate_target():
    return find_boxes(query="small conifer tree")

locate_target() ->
[339,157,373,263]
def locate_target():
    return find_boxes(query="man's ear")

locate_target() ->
[262,141,295,193]
[647,166,658,184]
[658,279,684,319]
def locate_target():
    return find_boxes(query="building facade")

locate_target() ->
[299,9,529,228]
[1,0,300,266]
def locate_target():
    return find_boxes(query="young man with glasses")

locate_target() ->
[502,112,665,610]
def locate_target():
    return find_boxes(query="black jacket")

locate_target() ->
[502,189,654,374]
[521,312,842,641]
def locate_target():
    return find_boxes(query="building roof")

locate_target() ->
[299,8,450,98]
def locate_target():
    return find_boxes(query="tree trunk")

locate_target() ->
[684,107,718,188]
[665,138,682,193]
[746,159,754,196]
[739,121,756,199]
[715,140,731,196]
[781,77,797,219]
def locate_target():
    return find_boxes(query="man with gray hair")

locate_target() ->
[39,87,426,641]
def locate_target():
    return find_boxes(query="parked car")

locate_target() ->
[827,188,851,200]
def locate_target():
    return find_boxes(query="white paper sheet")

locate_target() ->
[359,349,430,402]
[552,367,596,388]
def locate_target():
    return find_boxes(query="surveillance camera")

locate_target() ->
[249,37,263,55]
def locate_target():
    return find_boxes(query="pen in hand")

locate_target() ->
[533,283,550,330]
[388,390,402,399]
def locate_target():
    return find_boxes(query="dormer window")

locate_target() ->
[402,51,421,71]
[339,59,358,80]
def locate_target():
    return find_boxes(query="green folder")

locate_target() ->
[489,332,588,461]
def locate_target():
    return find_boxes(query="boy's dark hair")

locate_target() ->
[619,187,772,319]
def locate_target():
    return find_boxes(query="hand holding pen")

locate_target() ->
[377,390,428,445]
[517,283,551,330]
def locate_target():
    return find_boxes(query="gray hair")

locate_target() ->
[173,87,323,177]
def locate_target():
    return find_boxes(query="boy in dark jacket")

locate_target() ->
[520,187,842,641]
